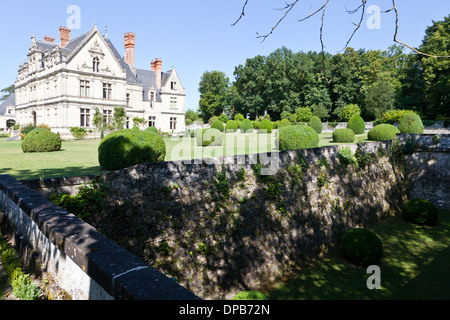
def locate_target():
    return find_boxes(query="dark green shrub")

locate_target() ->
[368,124,400,141]
[98,129,166,171]
[239,119,254,133]
[398,113,424,134]
[308,116,323,133]
[196,128,223,147]
[258,119,273,133]
[22,128,62,153]
[211,119,224,132]
[402,199,438,226]
[278,125,319,151]
[347,114,365,134]
[145,126,159,134]
[332,128,355,143]
[232,291,268,300]
[225,120,238,132]
[341,228,383,266]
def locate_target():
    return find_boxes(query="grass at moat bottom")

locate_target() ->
[264,210,450,300]
[0,132,367,181]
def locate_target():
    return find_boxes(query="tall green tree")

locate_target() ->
[418,15,450,118]
[199,71,230,122]
[112,107,126,130]
[0,84,14,102]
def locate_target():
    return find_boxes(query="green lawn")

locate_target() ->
[0,132,368,180]
[265,210,450,300]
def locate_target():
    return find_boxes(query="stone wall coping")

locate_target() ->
[0,174,200,300]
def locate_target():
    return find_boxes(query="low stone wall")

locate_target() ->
[0,175,200,300]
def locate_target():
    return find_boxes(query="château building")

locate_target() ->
[12,25,186,133]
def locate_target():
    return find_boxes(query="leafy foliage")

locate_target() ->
[341,228,383,266]
[225,120,238,132]
[239,119,254,133]
[347,114,365,134]
[98,129,166,171]
[402,199,438,226]
[211,119,225,132]
[308,116,323,133]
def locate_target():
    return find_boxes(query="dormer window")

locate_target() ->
[93,57,100,72]
[171,81,177,90]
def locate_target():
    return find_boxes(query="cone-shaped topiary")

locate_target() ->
[402,198,438,226]
[398,113,424,134]
[211,119,225,132]
[341,228,383,266]
[347,114,365,134]
[22,128,62,153]
[225,120,238,132]
[239,119,254,133]
[196,128,223,147]
[98,129,166,171]
[308,116,323,133]
[368,124,400,141]
[278,125,319,151]
[332,128,355,143]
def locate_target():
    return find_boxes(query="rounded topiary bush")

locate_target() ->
[258,119,273,134]
[211,119,224,132]
[145,126,159,134]
[402,198,438,226]
[368,124,400,141]
[332,128,355,143]
[277,118,291,128]
[225,120,238,132]
[232,291,268,300]
[98,129,166,171]
[341,228,383,266]
[308,116,323,134]
[22,128,62,153]
[347,114,365,134]
[196,128,223,147]
[278,125,319,151]
[239,119,254,133]
[398,113,424,134]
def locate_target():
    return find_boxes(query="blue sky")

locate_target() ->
[0,0,448,111]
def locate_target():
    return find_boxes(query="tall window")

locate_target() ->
[149,116,156,127]
[80,108,91,127]
[126,93,130,107]
[93,57,100,72]
[170,117,177,131]
[171,81,177,90]
[80,80,90,97]
[103,83,112,99]
[103,110,112,125]
[170,97,177,109]
[150,92,155,102]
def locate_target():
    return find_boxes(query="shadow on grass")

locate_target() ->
[266,211,450,300]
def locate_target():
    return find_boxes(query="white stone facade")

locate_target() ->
[13,25,185,133]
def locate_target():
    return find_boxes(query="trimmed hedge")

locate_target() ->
[98,129,166,171]
[398,113,424,134]
[22,128,62,153]
[332,128,355,143]
[258,119,273,134]
[277,118,291,128]
[402,199,438,226]
[239,119,254,133]
[341,228,383,266]
[347,114,365,134]
[211,119,225,132]
[278,125,319,151]
[225,120,238,132]
[368,124,400,141]
[196,128,223,147]
[308,116,323,133]
[145,126,159,134]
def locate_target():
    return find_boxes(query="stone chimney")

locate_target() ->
[124,32,135,67]
[44,35,55,43]
[59,27,71,48]
[154,58,162,89]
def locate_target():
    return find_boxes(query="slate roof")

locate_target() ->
[0,94,15,115]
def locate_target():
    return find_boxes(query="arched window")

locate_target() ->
[93,57,100,72]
